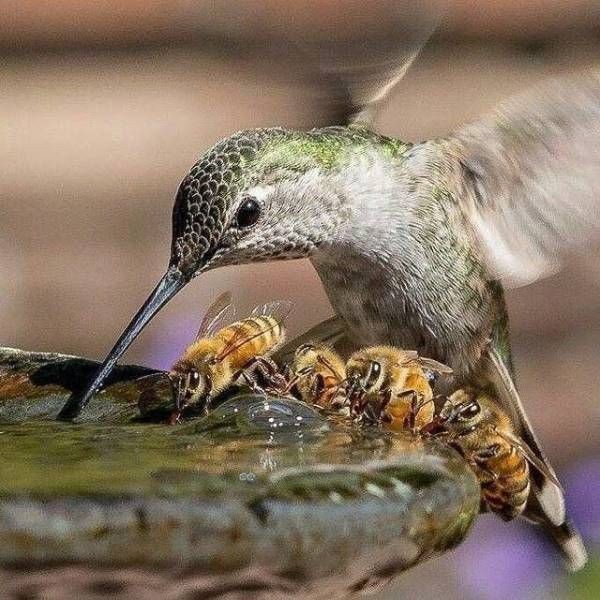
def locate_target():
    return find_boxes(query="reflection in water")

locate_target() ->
[0,394,438,498]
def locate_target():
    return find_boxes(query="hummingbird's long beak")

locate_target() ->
[57,267,187,421]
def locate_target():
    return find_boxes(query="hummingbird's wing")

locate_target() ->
[450,70,600,288]
[294,1,442,126]
[527,514,588,573]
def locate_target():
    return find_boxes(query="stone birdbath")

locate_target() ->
[0,347,480,599]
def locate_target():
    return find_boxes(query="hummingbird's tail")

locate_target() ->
[537,517,588,572]
[482,347,588,572]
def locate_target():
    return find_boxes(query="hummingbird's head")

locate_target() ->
[170,127,352,279]
[58,126,363,420]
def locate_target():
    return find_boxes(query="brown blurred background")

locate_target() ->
[2,1,600,598]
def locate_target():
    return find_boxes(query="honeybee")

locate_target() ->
[345,345,452,431]
[169,292,292,417]
[427,388,561,520]
[424,388,588,571]
[288,343,346,409]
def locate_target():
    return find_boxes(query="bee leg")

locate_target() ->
[232,358,264,395]
[235,359,265,394]
[256,356,289,394]
[404,391,422,432]
[239,356,287,397]
[168,377,186,424]
[309,374,326,404]
[280,366,313,395]
[362,389,390,425]
[377,389,394,424]
[282,363,293,381]
[329,393,348,412]
[472,445,502,483]
[168,410,181,425]
[237,365,266,396]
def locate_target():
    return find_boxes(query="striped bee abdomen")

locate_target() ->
[216,316,284,370]
[481,447,530,521]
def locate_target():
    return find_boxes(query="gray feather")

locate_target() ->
[452,71,600,287]
[534,518,588,572]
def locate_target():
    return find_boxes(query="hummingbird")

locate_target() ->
[56,21,596,570]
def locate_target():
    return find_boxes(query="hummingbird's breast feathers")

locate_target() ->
[312,140,498,375]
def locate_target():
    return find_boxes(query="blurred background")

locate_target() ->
[2,1,600,598]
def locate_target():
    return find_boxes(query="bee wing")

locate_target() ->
[397,352,453,374]
[195,292,236,340]
[484,347,566,526]
[251,300,294,324]
[415,357,454,374]
[396,350,420,365]
[273,316,348,365]
[495,429,562,490]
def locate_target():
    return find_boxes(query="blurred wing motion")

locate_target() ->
[294,0,442,125]
[483,348,588,572]
[196,291,235,340]
[452,71,600,287]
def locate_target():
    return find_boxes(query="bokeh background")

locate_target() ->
[2,1,600,598]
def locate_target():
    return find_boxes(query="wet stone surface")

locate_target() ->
[0,347,480,599]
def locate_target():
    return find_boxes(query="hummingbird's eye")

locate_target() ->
[235,197,261,228]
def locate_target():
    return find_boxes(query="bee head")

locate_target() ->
[174,368,210,410]
[344,360,383,419]
[439,395,483,433]
[351,360,384,394]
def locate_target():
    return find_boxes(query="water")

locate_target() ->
[0,392,480,599]
[0,395,432,498]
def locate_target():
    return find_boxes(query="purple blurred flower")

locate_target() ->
[142,314,200,371]
[453,517,553,600]
[562,457,600,544]
[451,458,600,599]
